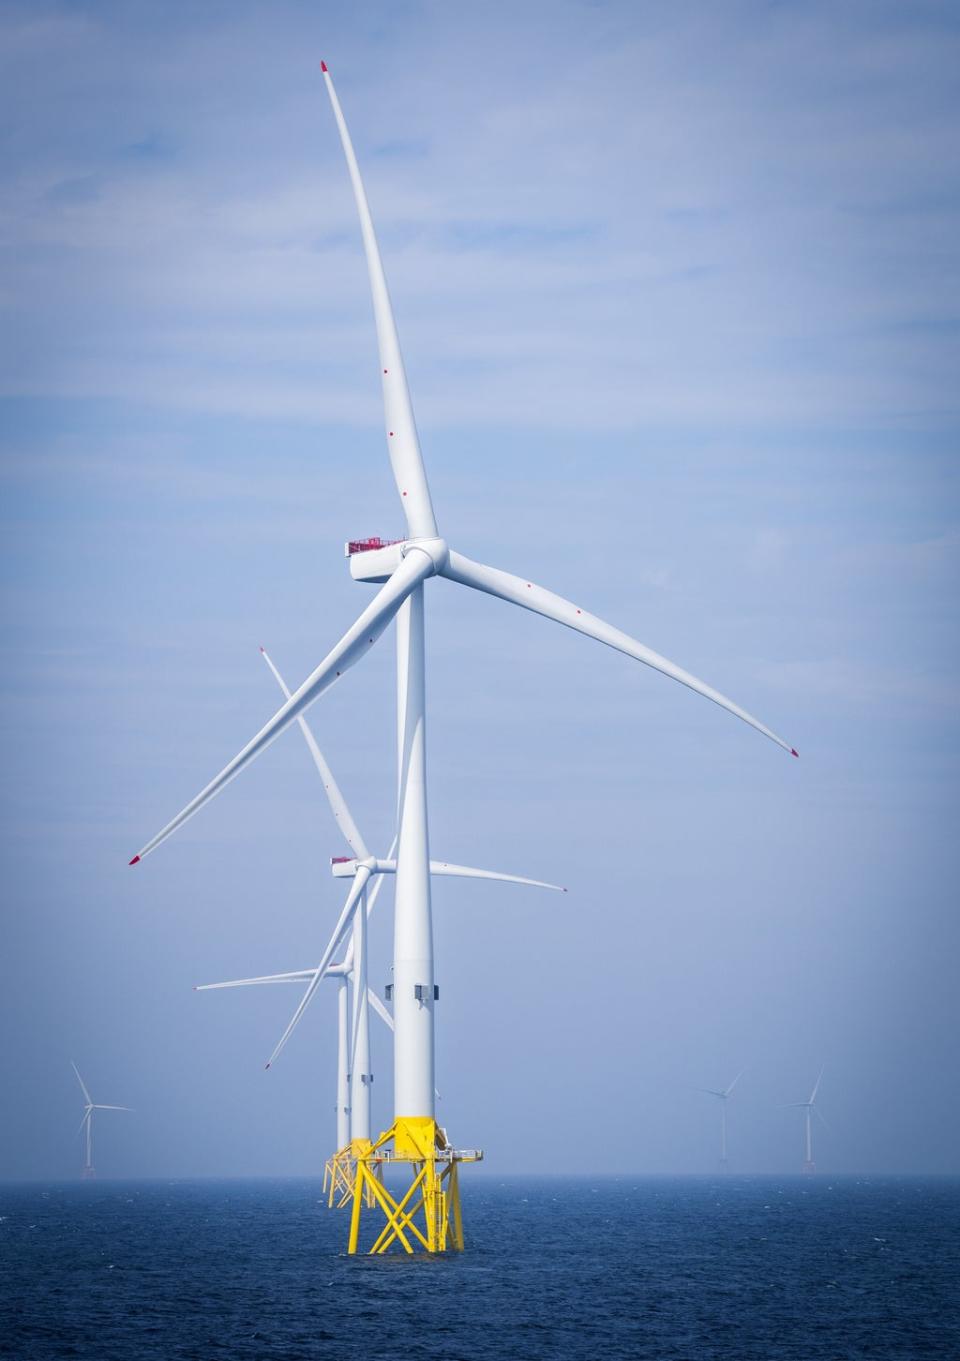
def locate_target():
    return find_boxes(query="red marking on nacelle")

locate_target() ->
[389,431,394,436]
[331,856,352,864]
[129,855,140,866]
[347,536,403,555]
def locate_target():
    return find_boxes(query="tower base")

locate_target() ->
[347,1117,480,1254]
[81,1167,96,1180]
[802,1159,816,1175]
[323,1139,380,1208]
[323,1145,354,1207]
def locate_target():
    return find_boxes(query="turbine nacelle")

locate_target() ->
[348,536,448,584]
[332,854,379,876]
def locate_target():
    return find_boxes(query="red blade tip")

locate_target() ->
[129,855,140,865]
[265,1062,271,1070]
[791,748,799,758]
[259,645,264,653]
[320,60,328,72]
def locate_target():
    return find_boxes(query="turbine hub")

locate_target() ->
[402,537,449,575]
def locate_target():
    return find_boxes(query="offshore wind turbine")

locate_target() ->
[72,1062,131,1179]
[130,62,797,1253]
[788,1067,825,1173]
[695,1071,743,1170]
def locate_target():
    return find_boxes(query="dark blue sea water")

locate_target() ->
[1,1176,958,1360]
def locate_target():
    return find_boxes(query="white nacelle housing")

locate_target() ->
[345,538,405,583]
[332,856,368,878]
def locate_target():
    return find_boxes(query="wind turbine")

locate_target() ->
[72,1062,131,1179]
[787,1067,825,1173]
[695,1070,743,1170]
[130,62,797,1253]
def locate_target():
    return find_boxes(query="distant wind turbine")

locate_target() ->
[786,1067,825,1173]
[72,1062,131,1179]
[695,1070,743,1170]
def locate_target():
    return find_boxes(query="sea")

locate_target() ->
[1,1176,958,1360]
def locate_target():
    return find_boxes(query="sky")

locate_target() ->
[1,0,958,1180]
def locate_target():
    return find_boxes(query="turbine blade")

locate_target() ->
[195,970,316,991]
[427,861,565,892]
[366,857,565,891]
[441,550,796,756]
[93,1105,132,1112]
[368,987,394,1032]
[320,61,438,539]
[724,1070,745,1098]
[76,1111,91,1138]
[809,1065,825,1105]
[259,647,369,859]
[815,1105,830,1132]
[265,867,371,1069]
[130,553,431,863]
[71,1061,92,1105]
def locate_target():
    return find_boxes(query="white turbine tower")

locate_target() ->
[788,1067,825,1173]
[130,62,797,1252]
[695,1071,743,1170]
[72,1063,131,1179]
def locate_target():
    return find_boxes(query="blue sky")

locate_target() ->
[1,0,958,1178]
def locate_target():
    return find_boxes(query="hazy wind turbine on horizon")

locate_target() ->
[71,1062,131,1179]
[129,59,797,1252]
[695,1070,743,1170]
[787,1067,826,1173]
